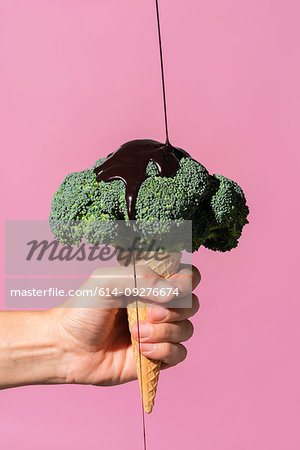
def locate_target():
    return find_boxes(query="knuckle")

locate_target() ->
[161,323,171,341]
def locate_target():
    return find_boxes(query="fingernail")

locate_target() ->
[156,280,173,291]
[139,322,153,338]
[150,308,169,323]
[140,343,155,354]
[132,322,153,339]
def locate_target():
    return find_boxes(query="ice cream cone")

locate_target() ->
[118,251,182,413]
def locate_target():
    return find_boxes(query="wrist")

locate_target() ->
[0,310,68,389]
[38,309,70,385]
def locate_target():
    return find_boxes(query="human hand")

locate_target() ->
[52,264,201,387]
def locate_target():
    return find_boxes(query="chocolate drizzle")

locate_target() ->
[92,0,186,441]
[93,0,190,223]
[94,139,190,220]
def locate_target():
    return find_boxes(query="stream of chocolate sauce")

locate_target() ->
[93,2,187,448]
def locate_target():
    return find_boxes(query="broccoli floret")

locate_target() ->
[203,174,249,252]
[132,158,213,221]
[49,168,122,245]
[49,153,249,252]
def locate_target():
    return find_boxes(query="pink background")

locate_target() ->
[0,0,299,448]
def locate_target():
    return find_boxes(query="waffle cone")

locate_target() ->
[118,251,182,413]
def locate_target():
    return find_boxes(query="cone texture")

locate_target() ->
[119,251,182,413]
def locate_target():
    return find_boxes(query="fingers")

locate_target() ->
[88,264,201,304]
[147,293,199,323]
[131,319,194,344]
[166,265,200,299]
[139,342,187,368]
[130,290,200,370]
[174,264,201,292]
[90,265,178,303]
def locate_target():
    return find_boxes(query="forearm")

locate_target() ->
[0,310,66,389]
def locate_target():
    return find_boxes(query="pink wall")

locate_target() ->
[1,0,299,448]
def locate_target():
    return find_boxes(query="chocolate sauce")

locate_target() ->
[155,0,169,144]
[94,139,190,220]
[94,2,184,443]
[93,0,191,223]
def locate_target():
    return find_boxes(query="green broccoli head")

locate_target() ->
[49,165,116,244]
[49,155,249,252]
[132,157,213,221]
[203,174,249,252]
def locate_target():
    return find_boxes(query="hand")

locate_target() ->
[52,264,201,387]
